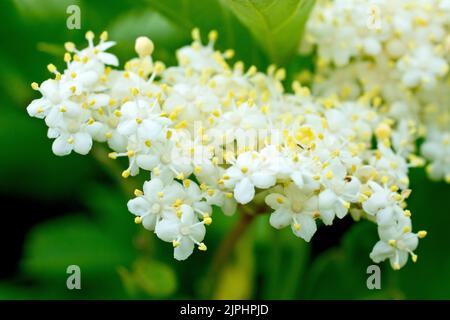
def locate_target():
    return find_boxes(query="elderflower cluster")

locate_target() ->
[304,0,450,183]
[27,29,426,268]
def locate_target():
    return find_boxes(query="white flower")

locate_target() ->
[224,151,276,204]
[27,31,428,268]
[51,130,93,156]
[370,217,425,270]
[127,178,184,230]
[70,31,119,67]
[155,204,207,260]
[116,98,163,136]
[370,143,410,189]
[318,160,361,225]
[27,79,78,121]
[362,181,410,226]
[265,184,318,241]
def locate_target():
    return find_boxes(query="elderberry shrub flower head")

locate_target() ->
[27,29,427,269]
[304,0,450,183]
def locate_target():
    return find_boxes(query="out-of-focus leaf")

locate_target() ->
[22,215,135,277]
[224,0,315,64]
[391,169,450,299]
[13,0,80,20]
[108,9,185,65]
[0,106,94,200]
[213,226,254,299]
[83,184,137,244]
[300,221,397,299]
[131,258,177,298]
[145,0,268,68]
[258,222,309,299]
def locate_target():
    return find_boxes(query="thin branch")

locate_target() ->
[205,203,266,297]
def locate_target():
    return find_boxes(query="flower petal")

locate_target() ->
[155,218,180,242]
[174,237,195,261]
[269,208,292,229]
[233,178,255,204]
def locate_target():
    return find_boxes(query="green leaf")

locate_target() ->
[213,229,255,299]
[83,184,137,244]
[0,106,94,200]
[22,215,135,278]
[224,0,315,64]
[258,223,309,299]
[13,0,81,20]
[107,9,186,65]
[131,258,177,298]
[391,169,450,299]
[145,0,268,68]
[300,221,397,299]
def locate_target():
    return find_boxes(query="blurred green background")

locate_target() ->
[0,0,449,299]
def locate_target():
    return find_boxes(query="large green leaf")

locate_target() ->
[22,215,135,277]
[224,0,315,64]
[107,9,186,66]
[300,221,397,299]
[391,169,450,299]
[145,0,268,68]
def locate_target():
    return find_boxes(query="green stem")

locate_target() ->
[205,204,265,297]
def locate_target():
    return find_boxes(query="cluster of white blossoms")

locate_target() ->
[27,29,427,269]
[304,0,450,183]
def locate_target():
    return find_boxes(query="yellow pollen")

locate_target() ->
[172,240,180,248]
[191,28,200,41]
[208,30,218,42]
[131,87,139,96]
[418,231,427,239]
[224,49,235,59]
[176,173,185,180]
[85,30,94,40]
[108,152,117,159]
[47,64,57,73]
[390,185,399,192]
[203,216,212,225]
[64,42,75,52]
[134,216,142,224]
[122,169,131,178]
[64,53,71,63]
[198,243,207,251]
[100,31,108,42]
